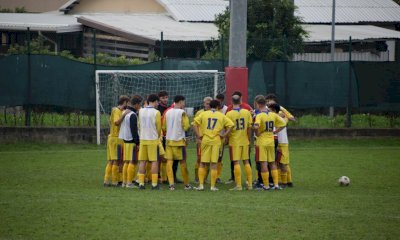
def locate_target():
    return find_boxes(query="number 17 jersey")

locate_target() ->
[255,111,286,146]
[226,108,253,146]
[193,110,234,145]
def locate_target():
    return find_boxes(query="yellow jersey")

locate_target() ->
[193,109,234,145]
[255,111,286,146]
[192,109,206,136]
[226,108,253,146]
[280,106,294,120]
[109,107,123,137]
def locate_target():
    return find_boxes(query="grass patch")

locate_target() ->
[0,139,399,239]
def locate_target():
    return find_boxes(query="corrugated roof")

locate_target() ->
[0,12,81,33]
[77,13,218,43]
[303,24,400,42]
[156,0,228,22]
[295,0,400,23]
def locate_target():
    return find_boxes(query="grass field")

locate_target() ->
[1,139,400,239]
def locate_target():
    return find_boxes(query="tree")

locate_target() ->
[204,0,307,61]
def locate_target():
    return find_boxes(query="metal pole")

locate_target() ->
[220,35,224,72]
[346,36,352,128]
[25,27,31,127]
[160,31,164,70]
[329,0,336,118]
[93,29,97,66]
[228,0,247,67]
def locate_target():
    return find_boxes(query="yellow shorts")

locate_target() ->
[201,144,220,163]
[277,144,289,165]
[123,142,138,162]
[107,136,123,161]
[138,144,159,162]
[255,145,275,163]
[229,145,250,161]
[158,142,165,157]
[165,146,186,160]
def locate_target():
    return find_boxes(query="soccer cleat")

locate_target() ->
[216,178,222,184]
[111,183,121,188]
[194,185,204,191]
[184,184,193,190]
[262,185,271,191]
[210,186,219,191]
[225,179,234,184]
[269,182,274,188]
[126,183,138,189]
[138,185,145,190]
[280,184,287,189]
[273,185,283,190]
[151,185,160,190]
[168,185,175,191]
[287,182,294,187]
[132,181,140,187]
[229,186,243,191]
[121,183,126,188]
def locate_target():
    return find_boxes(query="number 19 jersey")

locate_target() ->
[255,111,286,146]
[193,110,234,145]
[226,108,253,146]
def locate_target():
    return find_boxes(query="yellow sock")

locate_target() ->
[217,162,223,178]
[180,162,189,185]
[271,169,279,186]
[122,162,129,184]
[127,163,136,183]
[138,173,145,185]
[111,164,119,184]
[195,162,199,180]
[118,162,123,182]
[281,171,288,185]
[146,162,152,182]
[166,160,174,185]
[198,167,206,186]
[278,168,282,183]
[210,168,218,188]
[161,161,167,181]
[287,165,292,183]
[244,163,253,187]
[151,174,158,187]
[103,162,112,183]
[234,164,241,187]
[261,172,269,187]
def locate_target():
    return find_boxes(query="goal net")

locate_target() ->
[95,70,225,145]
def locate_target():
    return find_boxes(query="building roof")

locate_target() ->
[0,12,82,33]
[156,0,228,22]
[77,13,218,44]
[303,24,400,42]
[295,0,400,23]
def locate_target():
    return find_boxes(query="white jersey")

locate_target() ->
[118,111,137,141]
[139,107,159,141]
[165,108,186,141]
[277,118,289,144]
[221,105,228,115]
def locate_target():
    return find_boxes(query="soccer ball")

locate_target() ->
[338,176,350,186]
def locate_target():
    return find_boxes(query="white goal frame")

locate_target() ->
[95,70,222,145]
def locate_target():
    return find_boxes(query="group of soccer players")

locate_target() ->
[103,90,295,191]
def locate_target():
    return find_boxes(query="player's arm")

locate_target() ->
[130,113,140,146]
[253,115,261,137]
[162,114,167,133]
[192,115,202,143]
[114,109,130,126]
[182,112,190,131]
[247,112,253,142]
[156,111,162,138]
[281,106,296,122]
[221,117,234,139]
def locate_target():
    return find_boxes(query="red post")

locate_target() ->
[224,67,248,105]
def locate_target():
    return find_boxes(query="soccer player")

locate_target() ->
[157,91,169,183]
[265,93,295,187]
[103,95,130,187]
[119,95,142,188]
[225,91,253,184]
[163,95,192,190]
[253,96,286,190]
[137,94,162,190]
[194,96,212,182]
[268,103,291,188]
[193,100,234,191]
[216,93,228,114]
[226,95,253,190]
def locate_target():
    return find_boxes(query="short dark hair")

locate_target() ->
[118,95,130,105]
[268,103,280,113]
[256,96,266,106]
[147,94,159,103]
[265,93,278,102]
[174,95,185,103]
[216,93,225,100]
[232,95,241,105]
[131,95,143,105]
[209,99,220,109]
[158,90,168,98]
[232,91,242,97]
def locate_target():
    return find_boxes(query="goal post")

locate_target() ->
[95,70,225,145]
